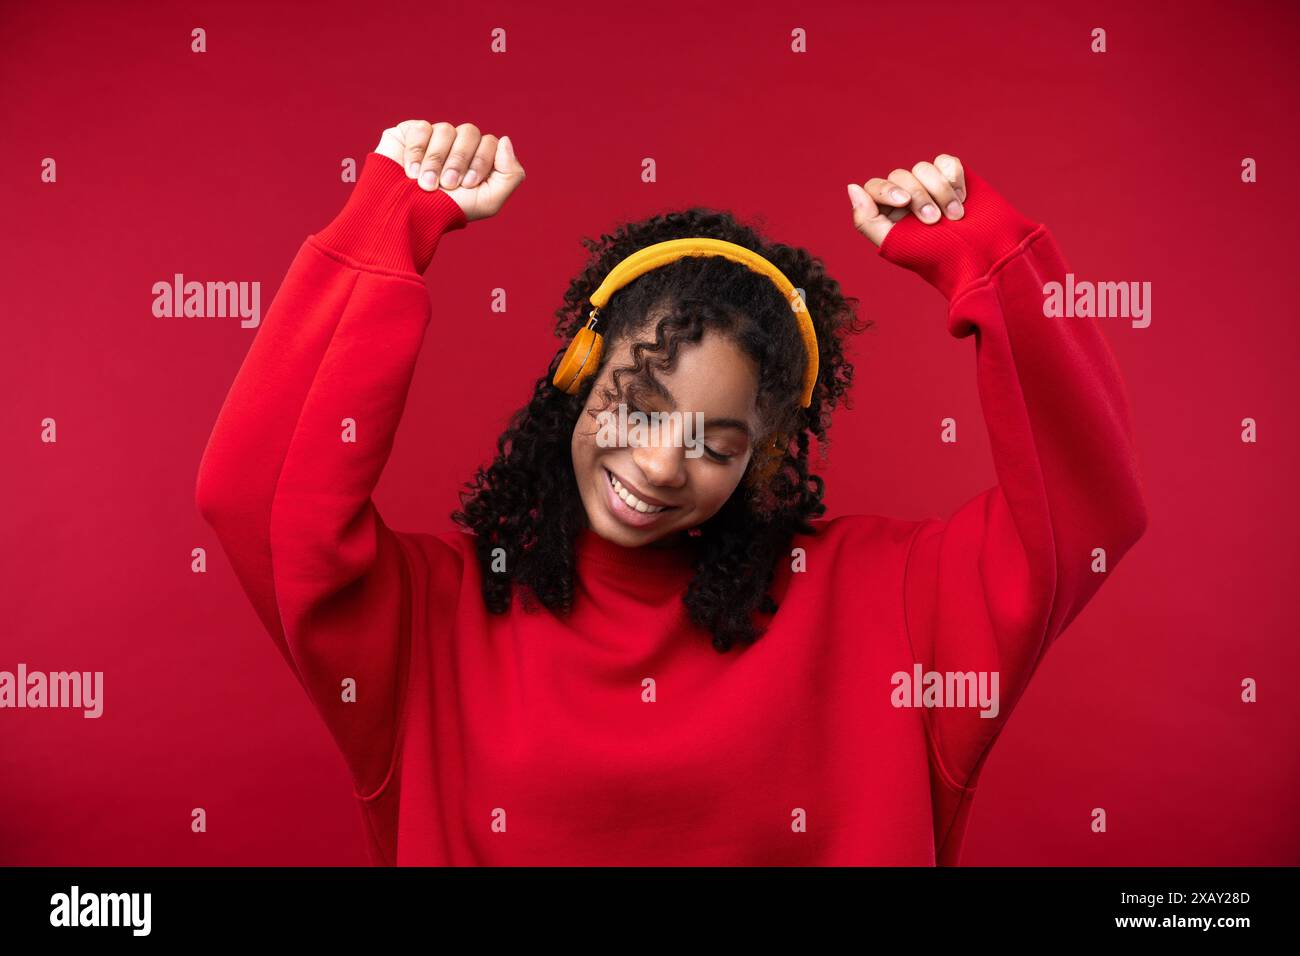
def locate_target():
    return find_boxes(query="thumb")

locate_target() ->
[493,135,526,186]
[847,183,890,247]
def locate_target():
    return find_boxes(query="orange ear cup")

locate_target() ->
[553,327,605,395]
[747,432,788,486]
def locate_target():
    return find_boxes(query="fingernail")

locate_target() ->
[891,189,909,204]
[407,162,420,177]
[945,200,963,219]
[847,184,865,209]
[441,168,460,188]
[461,169,479,187]
[920,203,939,222]
[419,171,438,190]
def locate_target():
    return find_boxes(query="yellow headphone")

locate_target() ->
[552,238,819,407]
[553,237,819,484]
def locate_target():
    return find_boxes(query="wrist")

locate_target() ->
[313,151,468,274]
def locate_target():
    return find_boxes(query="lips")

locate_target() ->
[607,467,672,507]
[603,467,678,527]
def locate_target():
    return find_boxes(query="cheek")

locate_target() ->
[690,463,747,511]
[571,420,594,474]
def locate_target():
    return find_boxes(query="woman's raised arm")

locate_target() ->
[194,122,524,800]
[852,160,1149,862]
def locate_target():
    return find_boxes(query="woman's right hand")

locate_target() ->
[375,120,525,223]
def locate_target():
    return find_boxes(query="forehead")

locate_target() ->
[603,329,760,420]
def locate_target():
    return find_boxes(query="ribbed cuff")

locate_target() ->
[876,169,1040,302]
[312,151,468,274]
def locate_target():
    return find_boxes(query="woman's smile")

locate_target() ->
[602,466,680,528]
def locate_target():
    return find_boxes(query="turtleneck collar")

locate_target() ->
[573,527,698,574]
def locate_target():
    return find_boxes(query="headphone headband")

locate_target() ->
[553,237,819,408]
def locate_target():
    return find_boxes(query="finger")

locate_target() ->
[847,183,891,246]
[865,177,912,209]
[935,154,966,202]
[888,168,940,224]
[912,161,962,220]
[438,122,481,189]
[375,126,407,165]
[494,135,526,188]
[417,122,457,191]
[479,135,527,214]
[460,133,497,189]
[398,120,433,178]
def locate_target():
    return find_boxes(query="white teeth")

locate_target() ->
[607,470,666,514]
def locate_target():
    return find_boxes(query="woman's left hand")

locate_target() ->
[848,154,967,247]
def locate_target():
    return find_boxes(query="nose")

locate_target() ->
[630,443,687,491]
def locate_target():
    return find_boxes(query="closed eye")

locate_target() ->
[625,398,744,464]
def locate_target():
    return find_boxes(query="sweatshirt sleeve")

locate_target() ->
[194,152,468,799]
[876,170,1149,863]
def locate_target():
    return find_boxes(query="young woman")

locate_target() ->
[195,120,1147,866]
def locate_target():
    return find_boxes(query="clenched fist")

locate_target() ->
[375,120,525,223]
[847,154,967,247]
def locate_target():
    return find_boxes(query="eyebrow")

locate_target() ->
[635,377,754,441]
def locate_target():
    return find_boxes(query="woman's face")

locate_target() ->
[571,327,762,548]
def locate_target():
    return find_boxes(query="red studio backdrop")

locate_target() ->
[2,0,1298,866]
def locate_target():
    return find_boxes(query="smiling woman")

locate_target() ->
[457,226,859,643]
[579,320,766,509]
[579,327,766,536]
[195,120,1147,867]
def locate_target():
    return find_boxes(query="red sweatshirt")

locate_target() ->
[195,152,1147,866]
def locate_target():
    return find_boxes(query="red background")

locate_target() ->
[2,0,1297,865]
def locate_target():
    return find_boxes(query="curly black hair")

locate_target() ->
[451,206,870,651]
